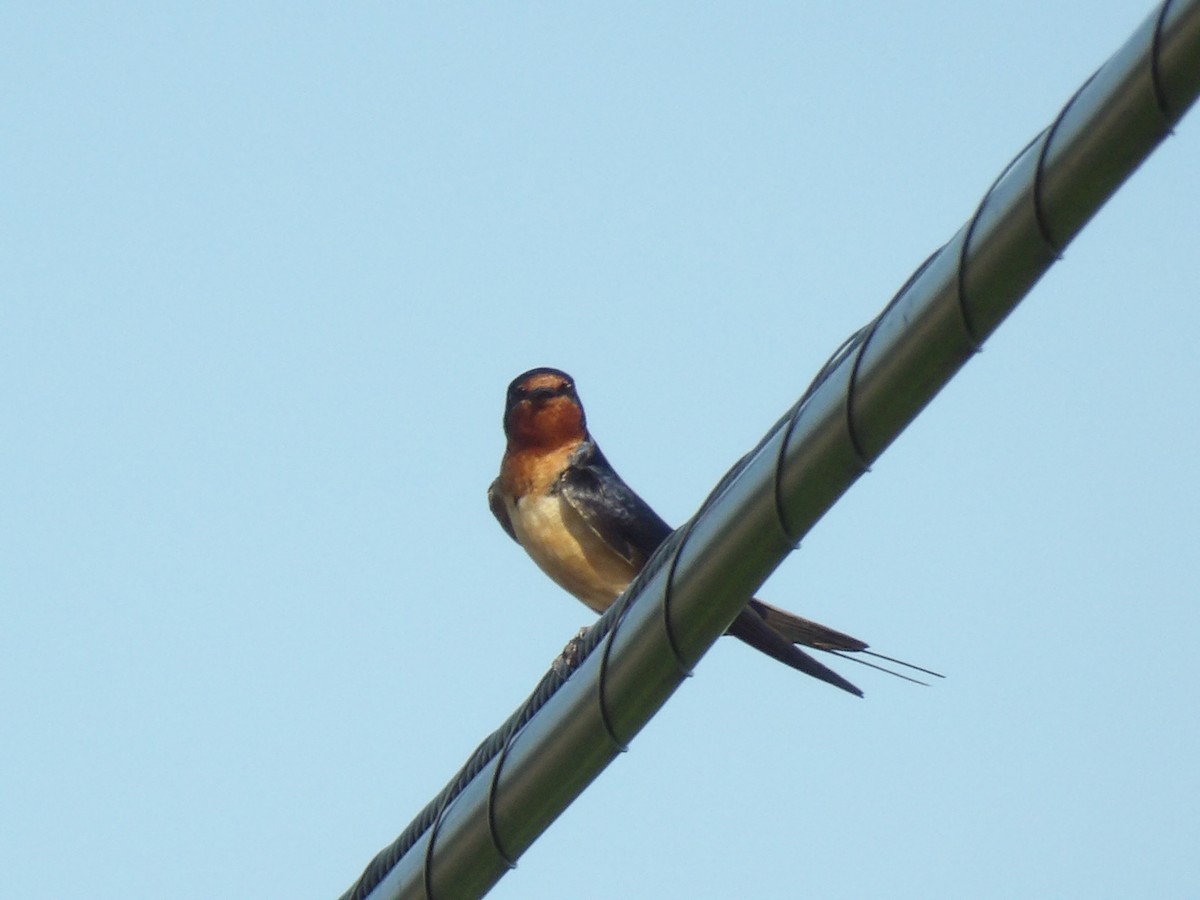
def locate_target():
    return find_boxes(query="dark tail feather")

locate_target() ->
[748,599,942,683]
[861,649,944,680]
[748,599,868,651]
[727,607,863,697]
[826,650,931,685]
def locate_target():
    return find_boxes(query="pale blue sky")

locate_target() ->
[4,2,1198,898]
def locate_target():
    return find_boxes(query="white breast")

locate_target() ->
[507,491,637,613]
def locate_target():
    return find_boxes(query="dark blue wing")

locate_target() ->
[557,440,673,566]
[487,477,518,543]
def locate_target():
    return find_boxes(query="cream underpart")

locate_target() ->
[505,490,636,614]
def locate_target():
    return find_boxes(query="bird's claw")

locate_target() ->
[552,626,592,678]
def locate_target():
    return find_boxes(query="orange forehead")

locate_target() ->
[509,392,581,428]
[517,371,571,393]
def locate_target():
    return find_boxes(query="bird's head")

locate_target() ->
[502,367,587,450]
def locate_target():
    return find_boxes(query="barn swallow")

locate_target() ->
[488,367,939,697]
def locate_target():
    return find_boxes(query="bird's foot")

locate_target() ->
[552,626,592,678]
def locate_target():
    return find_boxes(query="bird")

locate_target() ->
[487,366,938,697]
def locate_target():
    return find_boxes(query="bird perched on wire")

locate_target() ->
[487,366,938,697]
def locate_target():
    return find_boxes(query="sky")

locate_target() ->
[3,2,1199,898]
